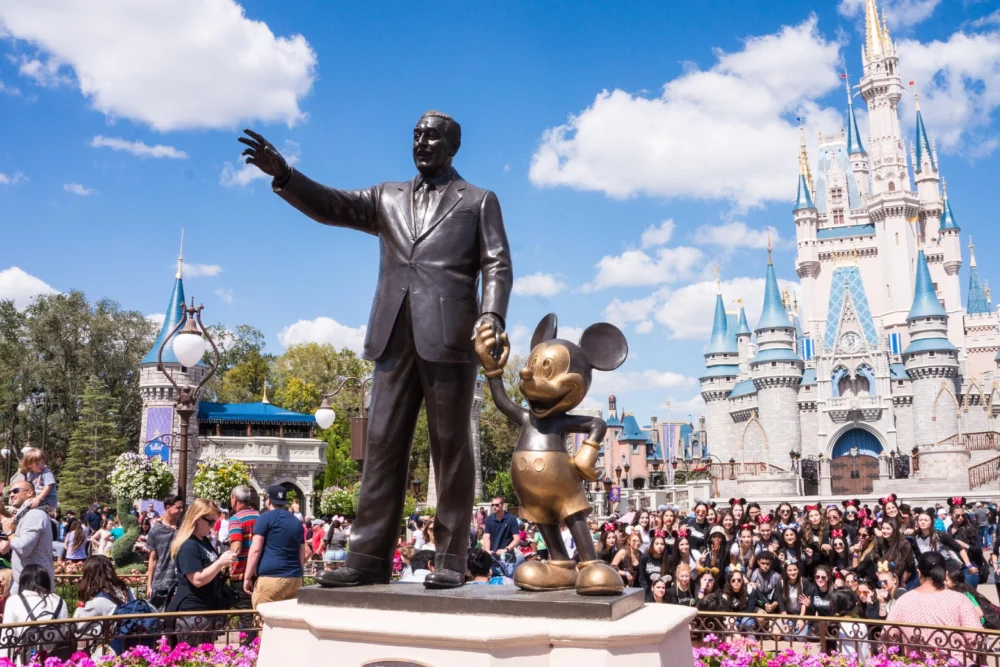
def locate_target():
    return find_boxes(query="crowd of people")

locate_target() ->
[1,442,999,662]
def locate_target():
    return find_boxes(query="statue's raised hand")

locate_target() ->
[475,322,509,378]
[238,129,290,180]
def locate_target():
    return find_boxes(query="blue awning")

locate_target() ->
[198,401,317,425]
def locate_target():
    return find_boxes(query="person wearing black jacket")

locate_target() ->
[686,502,711,552]
[665,563,697,607]
[748,552,784,614]
[909,510,978,587]
[638,534,669,590]
[806,564,834,617]
[781,561,816,638]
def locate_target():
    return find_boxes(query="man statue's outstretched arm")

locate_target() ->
[239,128,380,235]
[477,191,513,340]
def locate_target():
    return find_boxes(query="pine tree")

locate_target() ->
[60,375,126,511]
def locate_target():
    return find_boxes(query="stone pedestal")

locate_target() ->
[257,585,696,667]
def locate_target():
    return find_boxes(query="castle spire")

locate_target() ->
[756,255,793,330]
[176,229,184,280]
[794,152,815,212]
[735,299,752,336]
[845,75,866,155]
[914,89,937,173]
[865,0,887,60]
[907,249,946,321]
[968,237,990,315]
[798,126,813,194]
[705,278,738,356]
[939,179,959,231]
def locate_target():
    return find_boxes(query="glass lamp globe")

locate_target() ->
[0,448,9,459]
[173,330,207,367]
[315,402,336,430]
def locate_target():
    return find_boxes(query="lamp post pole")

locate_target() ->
[157,299,221,505]
[315,376,374,471]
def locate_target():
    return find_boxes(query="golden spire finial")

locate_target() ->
[914,88,921,112]
[176,229,184,279]
[969,236,977,268]
[714,263,721,294]
[767,229,773,265]
[984,279,991,303]
[941,178,948,199]
[798,126,814,193]
[262,383,270,404]
[865,0,886,59]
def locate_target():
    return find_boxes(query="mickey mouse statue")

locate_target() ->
[475,313,627,595]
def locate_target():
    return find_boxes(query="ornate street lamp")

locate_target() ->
[614,464,622,483]
[602,476,613,492]
[157,298,221,505]
[1,446,10,485]
[670,457,679,471]
[623,461,630,488]
[411,476,422,498]
[315,376,374,465]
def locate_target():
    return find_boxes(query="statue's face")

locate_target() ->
[413,116,457,177]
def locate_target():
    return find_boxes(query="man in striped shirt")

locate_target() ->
[228,485,259,610]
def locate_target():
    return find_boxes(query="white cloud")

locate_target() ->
[896,30,1000,156]
[635,320,654,334]
[90,135,188,159]
[692,222,780,250]
[586,245,705,291]
[640,219,676,249]
[0,267,59,309]
[512,272,568,298]
[970,11,1000,29]
[0,0,317,131]
[662,394,708,420]
[16,56,70,87]
[0,172,27,185]
[590,369,698,398]
[215,288,233,304]
[63,182,96,196]
[837,0,941,29]
[277,316,367,354]
[506,322,583,357]
[146,313,165,328]
[603,288,669,330]
[220,140,300,187]
[653,276,801,340]
[180,263,223,278]
[528,18,843,207]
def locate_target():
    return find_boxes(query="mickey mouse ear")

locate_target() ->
[579,322,628,371]
[530,313,558,350]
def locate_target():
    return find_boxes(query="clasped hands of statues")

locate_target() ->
[240,128,506,348]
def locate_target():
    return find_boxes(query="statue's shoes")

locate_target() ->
[315,566,386,587]
[575,560,624,596]
[513,559,577,591]
[423,568,465,589]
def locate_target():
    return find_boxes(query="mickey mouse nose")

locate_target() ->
[519,367,532,380]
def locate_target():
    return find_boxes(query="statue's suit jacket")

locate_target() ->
[275,169,513,361]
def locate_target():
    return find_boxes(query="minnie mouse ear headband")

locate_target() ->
[739,523,755,532]
[843,499,860,511]
[830,528,844,539]
[880,494,898,505]
[729,498,748,507]
[804,503,821,512]
[756,514,772,524]
[602,522,616,532]
[947,496,966,508]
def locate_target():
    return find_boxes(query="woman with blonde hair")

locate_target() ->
[167,498,234,612]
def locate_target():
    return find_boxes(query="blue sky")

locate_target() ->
[1,0,998,425]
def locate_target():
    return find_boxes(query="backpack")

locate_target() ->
[98,592,162,654]
[18,593,74,661]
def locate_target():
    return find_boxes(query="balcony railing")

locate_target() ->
[708,461,786,480]
[969,454,1000,489]
[937,431,999,451]
[692,610,1000,667]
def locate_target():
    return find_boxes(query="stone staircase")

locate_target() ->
[934,432,1000,488]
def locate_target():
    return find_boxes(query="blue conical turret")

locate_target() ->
[756,255,794,331]
[967,238,990,315]
[794,172,815,211]
[906,250,946,321]
[939,181,959,231]
[846,87,866,156]
[914,98,936,173]
[735,305,752,336]
[141,239,205,366]
[705,292,738,355]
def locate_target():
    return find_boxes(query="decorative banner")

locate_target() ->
[145,407,174,462]
[608,486,621,502]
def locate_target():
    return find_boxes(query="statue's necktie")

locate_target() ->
[413,181,435,237]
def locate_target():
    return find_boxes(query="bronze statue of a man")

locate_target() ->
[240,112,512,589]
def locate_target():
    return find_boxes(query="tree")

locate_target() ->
[272,376,321,415]
[216,349,271,403]
[60,375,126,511]
[202,324,271,402]
[477,355,525,500]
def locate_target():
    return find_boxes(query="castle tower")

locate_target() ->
[861,0,922,333]
[912,93,941,233]
[902,248,959,446]
[963,238,999,378]
[794,135,821,341]
[845,75,870,199]
[734,301,753,370]
[750,248,804,463]
[701,276,739,463]
[967,238,990,316]
[139,237,207,498]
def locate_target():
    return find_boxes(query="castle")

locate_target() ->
[700,0,1000,497]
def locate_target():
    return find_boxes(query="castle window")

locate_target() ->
[895,233,899,246]
[771,362,777,367]
[929,352,935,357]
[898,381,903,386]
[830,187,844,203]
[833,209,845,225]
[888,182,896,192]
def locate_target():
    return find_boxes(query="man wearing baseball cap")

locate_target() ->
[243,485,307,607]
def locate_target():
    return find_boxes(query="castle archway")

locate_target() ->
[829,427,883,495]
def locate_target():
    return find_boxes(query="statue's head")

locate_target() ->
[519,313,628,419]
[413,111,461,178]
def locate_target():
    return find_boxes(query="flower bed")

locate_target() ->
[0,636,260,667]
[693,634,978,667]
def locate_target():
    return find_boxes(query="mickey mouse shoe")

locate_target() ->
[575,560,624,596]
[513,559,578,591]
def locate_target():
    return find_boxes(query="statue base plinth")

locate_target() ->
[257,584,696,667]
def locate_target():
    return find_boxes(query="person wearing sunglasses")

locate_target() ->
[0,481,55,594]
[167,498,234,614]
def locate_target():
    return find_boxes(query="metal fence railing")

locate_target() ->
[692,610,1000,666]
[0,609,261,664]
